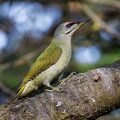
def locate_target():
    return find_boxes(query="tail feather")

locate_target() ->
[17,84,26,96]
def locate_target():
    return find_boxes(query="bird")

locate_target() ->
[17,20,89,98]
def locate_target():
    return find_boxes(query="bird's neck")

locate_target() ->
[52,35,72,48]
[52,35,72,65]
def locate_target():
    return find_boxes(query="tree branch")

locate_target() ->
[0,60,120,120]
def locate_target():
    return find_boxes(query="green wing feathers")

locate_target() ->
[17,43,62,94]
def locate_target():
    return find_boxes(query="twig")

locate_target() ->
[0,49,39,71]
[0,81,15,97]
[82,4,120,40]
[89,0,120,9]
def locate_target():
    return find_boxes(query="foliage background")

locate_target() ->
[0,0,120,119]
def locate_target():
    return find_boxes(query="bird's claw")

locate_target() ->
[45,87,61,92]
[60,72,77,84]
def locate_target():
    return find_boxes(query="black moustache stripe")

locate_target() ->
[66,28,74,34]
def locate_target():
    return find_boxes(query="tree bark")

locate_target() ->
[0,60,120,120]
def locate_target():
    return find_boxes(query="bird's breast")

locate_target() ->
[48,46,71,78]
[34,46,71,85]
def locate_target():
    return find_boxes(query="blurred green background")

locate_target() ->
[0,0,120,112]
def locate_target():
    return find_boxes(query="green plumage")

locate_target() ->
[16,21,83,97]
[17,43,62,95]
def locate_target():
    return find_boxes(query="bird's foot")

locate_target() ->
[59,72,77,84]
[45,87,61,92]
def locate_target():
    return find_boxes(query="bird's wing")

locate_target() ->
[17,43,62,94]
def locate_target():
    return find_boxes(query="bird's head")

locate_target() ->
[54,20,90,37]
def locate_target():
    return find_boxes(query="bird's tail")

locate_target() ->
[17,84,26,96]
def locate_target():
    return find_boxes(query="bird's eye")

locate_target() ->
[66,22,75,28]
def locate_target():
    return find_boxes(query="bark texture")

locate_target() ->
[0,60,120,120]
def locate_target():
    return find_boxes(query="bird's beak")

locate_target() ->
[76,19,91,28]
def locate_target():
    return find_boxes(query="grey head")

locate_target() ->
[54,21,88,37]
